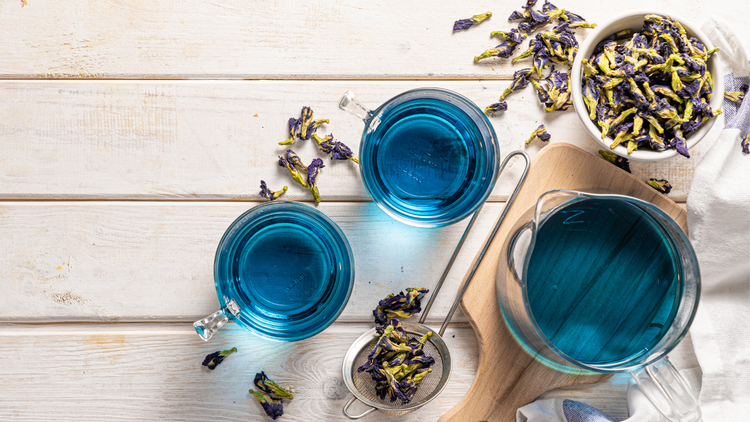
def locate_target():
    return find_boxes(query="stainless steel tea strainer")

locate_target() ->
[341,151,530,419]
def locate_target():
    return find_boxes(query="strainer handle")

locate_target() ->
[437,150,530,336]
[342,396,376,419]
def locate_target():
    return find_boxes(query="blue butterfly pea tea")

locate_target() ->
[194,201,355,342]
[340,88,499,228]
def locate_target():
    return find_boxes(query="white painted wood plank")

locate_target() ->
[0,201,510,323]
[0,323,699,421]
[0,323,478,422]
[0,81,707,201]
[0,0,746,79]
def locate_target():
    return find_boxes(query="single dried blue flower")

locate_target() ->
[525,124,551,145]
[314,133,359,163]
[484,101,508,115]
[673,128,690,158]
[453,11,492,31]
[598,150,632,173]
[475,39,521,61]
[254,371,294,400]
[279,118,301,145]
[280,107,329,145]
[724,91,745,105]
[647,178,672,194]
[259,180,287,201]
[249,389,284,420]
[681,115,704,133]
[306,158,325,203]
[742,134,749,155]
[533,48,551,77]
[372,288,430,324]
[491,28,526,44]
[278,151,307,187]
[202,347,237,370]
[500,73,531,100]
[508,10,528,21]
[298,106,314,140]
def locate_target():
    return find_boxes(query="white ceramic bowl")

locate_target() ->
[570,10,723,161]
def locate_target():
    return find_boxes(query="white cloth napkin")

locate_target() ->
[517,16,750,422]
[684,15,750,422]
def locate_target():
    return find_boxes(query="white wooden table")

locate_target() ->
[1,1,742,420]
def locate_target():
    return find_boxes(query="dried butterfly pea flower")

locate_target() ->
[742,134,749,155]
[647,178,672,194]
[525,124,551,145]
[453,11,492,31]
[280,118,301,145]
[484,101,508,115]
[313,133,359,163]
[306,158,325,203]
[598,150,632,173]
[500,71,532,100]
[279,106,329,145]
[491,28,527,44]
[249,389,284,420]
[361,318,435,404]
[475,41,520,60]
[724,91,746,105]
[259,180,287,201]
[372,288,430,325]
[201,347,237,370]
[254,371,294,400]
[278,150,308,187]
[584,15,721,156]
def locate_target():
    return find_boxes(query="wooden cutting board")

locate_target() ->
[439,143,688,422]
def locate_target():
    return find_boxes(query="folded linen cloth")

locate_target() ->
[517,15,749,422]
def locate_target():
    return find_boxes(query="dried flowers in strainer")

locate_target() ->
[373,287,430,325]
[357,319,436,404]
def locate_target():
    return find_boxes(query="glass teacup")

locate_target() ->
[340,88,499,228]
[194,201,355,342]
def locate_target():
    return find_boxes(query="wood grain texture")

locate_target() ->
[0,322,478,422]
[0,201,512,323]
[0,81,712,201]
[0,0,746,79]
[440,144,689,422]
[0,322,698,422]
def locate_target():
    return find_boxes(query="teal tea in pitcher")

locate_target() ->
[525,197,682,366]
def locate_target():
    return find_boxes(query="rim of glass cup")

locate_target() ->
[520,190,701,373]
[213,200,355,342]
[358,87,501,228]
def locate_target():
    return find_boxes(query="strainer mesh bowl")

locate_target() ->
[343,323,451,416]
[353,335,444,407]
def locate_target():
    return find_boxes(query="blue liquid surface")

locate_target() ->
[215,202,354,341]
[235,223,333,319]
[361,95,496,226]
[526,198,681,366]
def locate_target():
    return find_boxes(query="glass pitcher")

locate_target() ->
[339,88,499,228]
[498,190,701,422]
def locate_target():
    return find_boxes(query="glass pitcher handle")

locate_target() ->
[339,91,373,123]
[193,300,241,341]
[631,357,701,422]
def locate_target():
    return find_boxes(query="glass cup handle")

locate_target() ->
[193,300,241,341]
[630,357,701,422]
[339,91,373,123]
